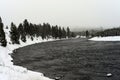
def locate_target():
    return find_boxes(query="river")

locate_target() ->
[12,38,120,80]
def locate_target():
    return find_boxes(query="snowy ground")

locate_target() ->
[1,27,117,80]
[0,28,54,80]
[89,36,120,41]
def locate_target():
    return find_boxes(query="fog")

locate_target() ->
[0,0,120,31]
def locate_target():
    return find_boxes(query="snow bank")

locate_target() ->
[0,28,54,80]
[89,36,120,41]
[0,46,53,80]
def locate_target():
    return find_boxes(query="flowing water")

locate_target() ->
[12,38,120,80]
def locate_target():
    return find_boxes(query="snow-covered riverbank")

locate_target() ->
[89,36,120,41]
[0,28,54,80]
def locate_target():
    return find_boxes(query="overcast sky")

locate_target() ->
[0,0,120,31]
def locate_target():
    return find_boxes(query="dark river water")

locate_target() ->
[12,38,120,80]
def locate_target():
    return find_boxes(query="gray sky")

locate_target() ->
[0,0,120,31]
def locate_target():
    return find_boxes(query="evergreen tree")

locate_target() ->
[58,27,62,39]
[62,27,66,38]
[51,26,55,38]
[18,23,26,42]
[46,23,51,37]
[41,23,46,39]
[29,23,35,36]
[21,34,26,42]
[18,23,23,35]
[71,32,76,37]
[0,17,7,47]
[85,30,89,38]
[23,19,30,35]
[55,25,59,38]
[10,22,20,44]
[37,24,43,37]
[67,27,70,38]
[6,26,8,29]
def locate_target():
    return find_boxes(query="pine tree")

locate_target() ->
[21,34,26,42]
[10,22,20,44]
[51,26,55,38]
[62,27,66,38]
[23,19,30,35]
[41,23,46,39]
[29,23,35,36]
[71,32,76,37]
[46,23,51,38]
[18,23,26,42]
[55,25,59,38]
[18,23,23,36]
[67,27,70,38]
[0,17,7,47]
[85,30,89,38]
[58,27,62,39]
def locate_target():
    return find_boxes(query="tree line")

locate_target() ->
[93,27,120,37]
[0,17,76,47]
[74,27,120,38]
